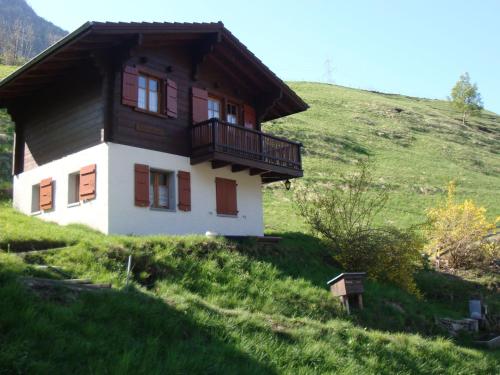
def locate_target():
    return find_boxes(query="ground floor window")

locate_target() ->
[67,172,80,205]
[31,183,40,213]
[149,170,175,209]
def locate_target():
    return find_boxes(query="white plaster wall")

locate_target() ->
[13,143,109,233]
[107,142,264,236]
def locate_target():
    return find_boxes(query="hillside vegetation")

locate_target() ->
[0,65,17,185]
[1,202,499,374]
[0,0,67,64]
[264,82,499,232]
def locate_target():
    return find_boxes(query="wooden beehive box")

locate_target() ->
[327,272,366,297]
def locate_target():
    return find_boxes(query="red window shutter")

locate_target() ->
[122,66,138,107]
[243,104,256,129]
[177,171,191,211]
[165,79,178,118]
[215,177,238,215]
[134,164,150,207]
[79,164,96,201]
[39,177,53,210]
[192,87,208,124]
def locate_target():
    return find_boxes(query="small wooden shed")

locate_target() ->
[327,272,366,314]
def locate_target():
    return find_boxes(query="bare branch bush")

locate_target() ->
[295,160,423,294]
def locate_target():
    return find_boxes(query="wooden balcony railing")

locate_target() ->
[191,119,302,171]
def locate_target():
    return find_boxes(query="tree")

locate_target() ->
[450,72,483,125]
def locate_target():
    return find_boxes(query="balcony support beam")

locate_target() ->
[231,164,247,173]
[211,160,230,169]
[249,168,267,176]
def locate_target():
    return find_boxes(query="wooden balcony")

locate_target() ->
[191,119,303,182]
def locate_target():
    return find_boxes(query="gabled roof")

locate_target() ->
[0,21,308,121]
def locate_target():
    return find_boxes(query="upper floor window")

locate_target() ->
[227,102,238,124]
[138,75,159,113]
[208,97,221,119]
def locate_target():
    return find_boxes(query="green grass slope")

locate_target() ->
[264,82,500,232]
[1,202,499,374]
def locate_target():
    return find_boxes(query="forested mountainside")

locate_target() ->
[0,0,67,65]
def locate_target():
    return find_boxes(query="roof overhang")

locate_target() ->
[0,21,308,121]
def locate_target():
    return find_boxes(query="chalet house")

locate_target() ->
[0,22,307,236]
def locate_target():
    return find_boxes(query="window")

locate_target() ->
[138,75,159,113]
[31,184,40,213]
[227,102,238,124]
[149,170,175,210]
[208,97,221,119]
[68,172,80,205]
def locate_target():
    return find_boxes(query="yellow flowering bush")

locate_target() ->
[425,182,499,269]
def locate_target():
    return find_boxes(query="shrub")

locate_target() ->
[295,161,423,294]
[425,182,499,269]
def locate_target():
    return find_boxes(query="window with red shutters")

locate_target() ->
[165,79,178,118]
[192,87,208,124]
[39,177,53,211]
[243,104,256,129]
[177,171,191,211]
[122,66,138,107]
[79,164,96,201]
[134,164,150,207]
[215,177,238,216]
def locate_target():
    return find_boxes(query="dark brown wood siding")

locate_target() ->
[13,66,104,172]
[111,45,258,157]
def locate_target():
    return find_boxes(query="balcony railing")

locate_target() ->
[191,118,302,171]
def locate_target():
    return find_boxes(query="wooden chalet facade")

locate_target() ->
[0,22,308,236]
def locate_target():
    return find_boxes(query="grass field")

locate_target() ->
[0,202,499,374]
[263,82,499,232]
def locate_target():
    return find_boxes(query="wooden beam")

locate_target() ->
[257,89,283,122]
[231,164,247,173]
[249,168,267,176]
[214,45,268,90]
[9,78,54,87]
[207,54,254,93]
[211,160,230,169]
[192,32,221,80]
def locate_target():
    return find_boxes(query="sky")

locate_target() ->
[27,0,500,114]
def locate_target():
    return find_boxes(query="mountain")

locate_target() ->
[0,0,67,64]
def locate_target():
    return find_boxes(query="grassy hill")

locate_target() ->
[264,82,499,232]
[1,202,499,374]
